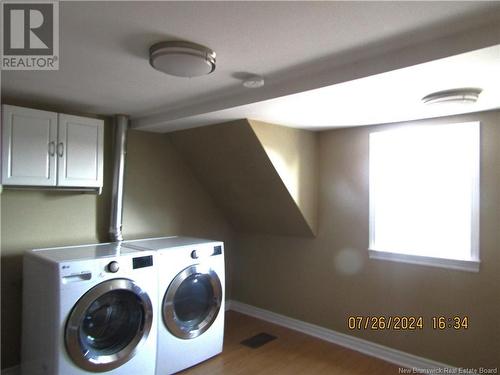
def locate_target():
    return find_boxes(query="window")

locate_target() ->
[369,121,480,272]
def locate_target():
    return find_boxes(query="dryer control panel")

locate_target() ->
[191,245,222,259]
[213,245,222,255]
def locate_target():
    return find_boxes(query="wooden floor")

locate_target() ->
[181,311,400,375]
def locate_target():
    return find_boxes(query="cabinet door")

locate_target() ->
[57,114,104,188]
[1,105,58,186]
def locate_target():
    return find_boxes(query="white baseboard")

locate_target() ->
[229,300,454,371]
[1,366,20,375]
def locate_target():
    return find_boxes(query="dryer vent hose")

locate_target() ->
[109,115,129,242]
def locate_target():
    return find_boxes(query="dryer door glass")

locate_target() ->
[163,265,222,339]
[65,278,153,372]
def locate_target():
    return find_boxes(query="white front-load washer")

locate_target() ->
[21,242,158,375]
[125,237,225,375]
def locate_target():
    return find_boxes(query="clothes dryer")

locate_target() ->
[125,237,225,375]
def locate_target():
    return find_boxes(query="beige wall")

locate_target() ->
[123,130,231,241]
[231,110,500,368]
[3,104,498,369]
[0,124,231,369]
[249,120,318,234]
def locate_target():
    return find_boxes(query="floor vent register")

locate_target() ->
[240,332,277,349]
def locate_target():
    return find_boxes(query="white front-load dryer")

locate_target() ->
[21,242,158,375]
[125,237,225,375]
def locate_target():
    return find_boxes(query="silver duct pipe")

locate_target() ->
[109,115,129,242]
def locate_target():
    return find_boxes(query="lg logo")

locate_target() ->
[3,3,54,55]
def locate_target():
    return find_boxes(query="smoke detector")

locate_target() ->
[422,88,482,105]
[149,41,216,77]
[242,74,265,88]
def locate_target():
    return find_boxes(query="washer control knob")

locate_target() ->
[107,261,120,273]
[191,250,199,259]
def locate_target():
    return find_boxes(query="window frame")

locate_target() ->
[368,121,480,272]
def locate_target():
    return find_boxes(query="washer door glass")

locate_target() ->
[65,279,153,372]
[163,265,222,339]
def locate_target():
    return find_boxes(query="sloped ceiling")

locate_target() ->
[168,119,317,237]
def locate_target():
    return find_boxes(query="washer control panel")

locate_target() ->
[132,255,153,269]
[107,261,120,273]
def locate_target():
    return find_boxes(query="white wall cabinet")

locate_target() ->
[1,106,58,186]
[1,105,104,190]
[57,114,104,188]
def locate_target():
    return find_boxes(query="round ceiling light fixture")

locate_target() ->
[422,88,482,105]
[149,41,216,77]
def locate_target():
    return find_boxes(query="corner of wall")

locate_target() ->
[248,119,319,235]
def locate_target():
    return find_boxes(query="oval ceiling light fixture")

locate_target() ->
[242,74,265,88]
[422,88,482,105]
[149,41,216,77]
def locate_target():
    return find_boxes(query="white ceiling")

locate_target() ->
[139,44,500,131]
[2,1,500,132]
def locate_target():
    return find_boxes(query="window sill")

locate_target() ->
[368,249,480,272]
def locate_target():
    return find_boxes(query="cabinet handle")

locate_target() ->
[57,142,64,157]
[48,141,56,156]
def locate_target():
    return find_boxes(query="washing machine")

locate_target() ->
[125,236,225,375]
[21,242,158,375]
